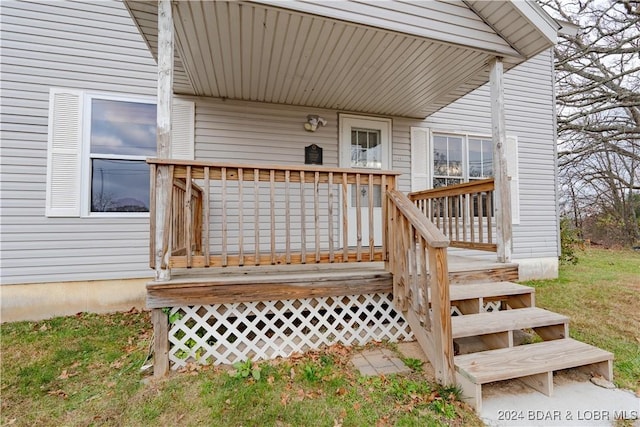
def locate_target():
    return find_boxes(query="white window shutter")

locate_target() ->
[410,127,430,192]
[46,89,83,217]
[506,135,520,225]
[170,99,195,160]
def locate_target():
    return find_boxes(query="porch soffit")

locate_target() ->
[125,1,556,119]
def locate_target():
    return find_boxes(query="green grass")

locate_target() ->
[1,313,482,427]
[2,247,637,425]
[522,247,640,392]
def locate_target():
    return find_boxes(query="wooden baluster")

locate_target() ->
[409,223,418,313]
[447,196,452,237]
[203,167,210,267]
[455,194,460,243]
[462,193,468,244]
[478,191,484,243]
[254,168,260,266]
[270,170,276,265]
[486,191,493,244]
[238,168,244,266]
[419,236,431,329]
[314,171,320,263]
[381,175,387,263]
[328,172,334,263]
[185,166,193,268]
[221,167,228,267]
[470,193,476,245]
[342,172,348,262]
[161,165,174,270]
[300,171,306,264]
[285,170,291,264]
[149,163,156,269]
[368,174,374,260]
[355,173,362,261]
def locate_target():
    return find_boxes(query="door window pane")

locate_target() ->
[351,128,382,169]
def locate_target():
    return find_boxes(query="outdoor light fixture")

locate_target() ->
[304,115,327,132]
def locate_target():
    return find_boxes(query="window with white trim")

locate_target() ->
[411,127,520,224]
[88,97,156,213]
[432,133,493,188]
[46,88,195,218]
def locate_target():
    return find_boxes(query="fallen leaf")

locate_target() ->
[280,393,290,406]
[47,389,68,399]
[39,324,48,332]
[267,376,275,385]
[353,402,361,411]
[58,370,69,380]
[335,387,347,396]
[110,360,124,369]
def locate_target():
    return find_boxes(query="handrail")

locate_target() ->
[386,188,455,385]
[409,178,497,252]
[148,159,400,269]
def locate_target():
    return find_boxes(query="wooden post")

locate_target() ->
[490,57,512,263]
[154,0,174,281]
[152,308,169,377]
[429,247,455,385]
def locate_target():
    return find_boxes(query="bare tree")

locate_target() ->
[542,0,640,246]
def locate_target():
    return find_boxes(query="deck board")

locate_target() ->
[455,338,614,384]
[451,307,567,339]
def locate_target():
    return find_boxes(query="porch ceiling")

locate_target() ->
[125,1,557,119]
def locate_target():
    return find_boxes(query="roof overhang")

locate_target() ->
[125,0,558,118]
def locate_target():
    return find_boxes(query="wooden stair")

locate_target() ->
[449,280,614,412]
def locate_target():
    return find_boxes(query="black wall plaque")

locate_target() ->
[305,144,323,165]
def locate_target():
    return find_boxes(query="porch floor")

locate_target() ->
[163,255,516,283]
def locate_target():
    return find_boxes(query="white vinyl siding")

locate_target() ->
[0,0,557,286]
[1,0,158,284]
[398,50,557,258]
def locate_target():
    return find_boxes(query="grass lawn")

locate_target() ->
[1,247,637,426]
[0,310,482,426]
[523,247,640,392]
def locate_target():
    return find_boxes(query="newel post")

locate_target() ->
[490,57,512,263]
[154,0,174,282]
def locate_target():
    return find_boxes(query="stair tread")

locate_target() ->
[452,307,567,338]
[455,338,614,384]
[450,281,533,301]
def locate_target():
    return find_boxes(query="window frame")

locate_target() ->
[80,92,157,218]
[429,131,494,189]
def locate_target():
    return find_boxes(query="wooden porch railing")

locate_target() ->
[387,189,455,385]
[409,178,497,252]
[148,159,399,269]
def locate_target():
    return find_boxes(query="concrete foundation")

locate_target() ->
[515,257,558,281]
[0,278,148,323]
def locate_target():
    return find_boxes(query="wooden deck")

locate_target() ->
[145,256,518,309]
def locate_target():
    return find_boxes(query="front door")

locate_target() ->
[339,114,391,248]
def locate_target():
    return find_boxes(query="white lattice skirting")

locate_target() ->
[168,293,414,369]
